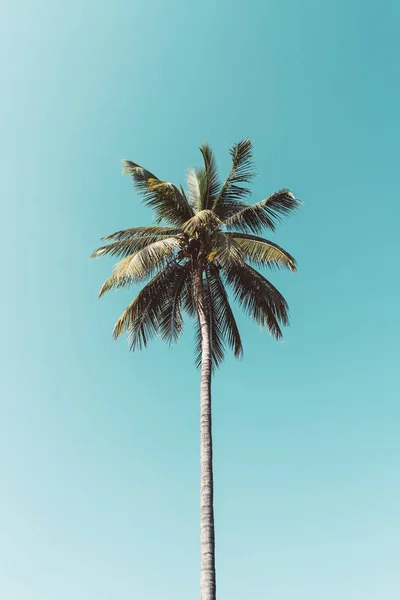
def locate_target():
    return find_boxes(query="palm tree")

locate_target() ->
[91,139,299,600]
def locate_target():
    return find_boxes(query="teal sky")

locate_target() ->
[1,0,400,598]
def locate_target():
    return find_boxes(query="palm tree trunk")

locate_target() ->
[195,266,216,600]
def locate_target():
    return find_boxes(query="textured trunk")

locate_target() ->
[195,266,216,600]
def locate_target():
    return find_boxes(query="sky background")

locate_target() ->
[1,0,400,598]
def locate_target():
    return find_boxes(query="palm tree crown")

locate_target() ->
[91,139,299,366]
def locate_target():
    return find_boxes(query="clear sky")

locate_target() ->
[1,0,399,598]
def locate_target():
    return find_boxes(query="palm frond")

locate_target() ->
[208,264,243,359]
[122,160,194,225]
[98,254,137,297]
[194,270,225,371]
[223,189,300,233]
[227,138,255,183]
[207,231,244,264]
[113,261,182,349]
[181,269,196,317]
[101,226,181,242]
[228,232,297,272]
[213,139,255,219]
[198,143,221,211]
[91,232,178,259]
[117,237,179,282]
[179,185,190,206]
[99,237,179,296]
[186,168,207,212]
[159,261,192,344]
[222,260,289,340]
[183,210,222,235]
[194,264,243,370]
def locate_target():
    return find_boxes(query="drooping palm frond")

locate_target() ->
[159,261,193,344]
[123,160,194,225]
[222,259,289,340]
[113,260,183,349]
[212,139,255,220]
[194,269,225,371]
[227,232,297,272]
[207,264,243,359]
[194,264,243,370]
[223,189,300,233]
[181,269,196,317]
[98,254,137,297]
[98,237,179,296]
[207,231,244,264]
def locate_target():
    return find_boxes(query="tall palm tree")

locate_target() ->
[91,139,299,600]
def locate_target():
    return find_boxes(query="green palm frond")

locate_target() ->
[159,261,193,344]
[113,261,182,348]
[91,232,178,259]
[194,265,243,370]
[223,189,300,233]
[213,139,255,219]
[208,231,244,264]
[98,254,137,297]
[208,264,243,359]
[101,226,181,242]
[98,237,179,296]
[199,143,221,211]
[181,269,196,317]
[227,138,255,183]
[123,160,194,225]
[194,269,225,371]
[114,237,179,282]
[222,260,289,340]
[183,210,222,235]
[228,232,297,271]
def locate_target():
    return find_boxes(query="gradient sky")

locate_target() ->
[1,1,400,599]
